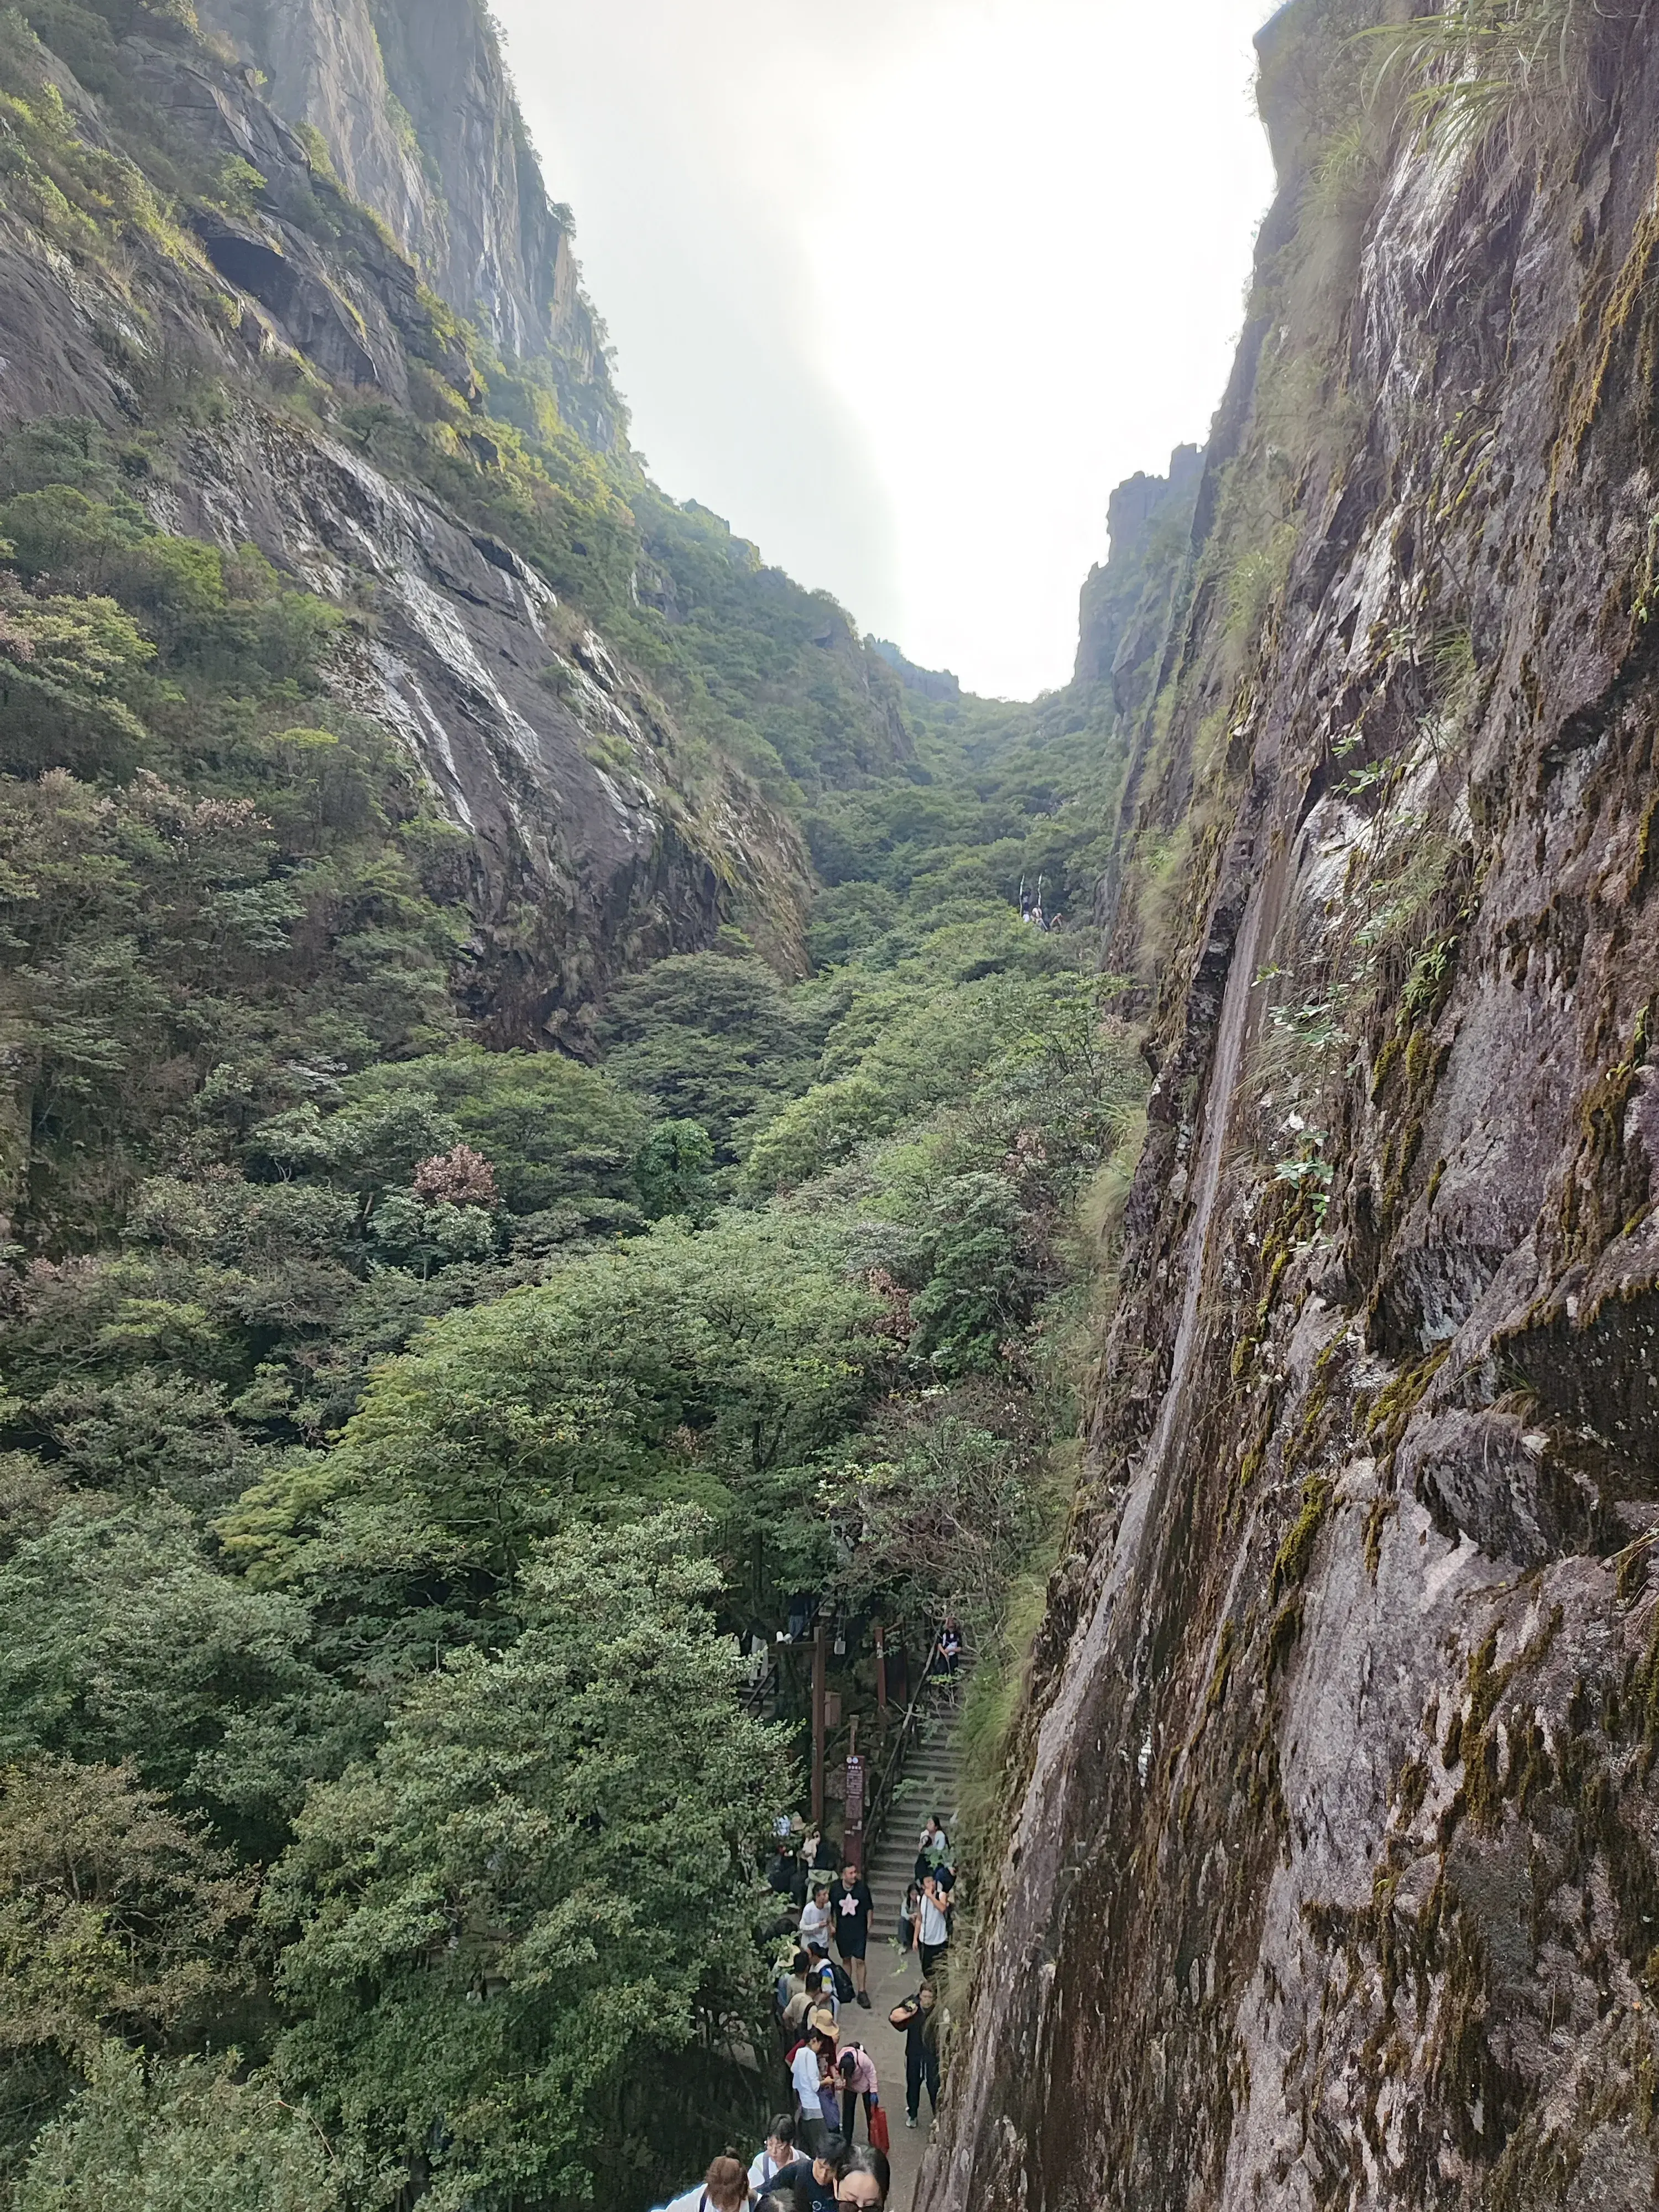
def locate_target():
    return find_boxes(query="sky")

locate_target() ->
[492,0,1279,701]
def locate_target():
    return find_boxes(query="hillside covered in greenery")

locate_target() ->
[0,2,1172,2205]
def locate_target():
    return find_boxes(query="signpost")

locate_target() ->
[844,1733,866,1872]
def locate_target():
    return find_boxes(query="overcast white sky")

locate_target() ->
[493,1,1279,700]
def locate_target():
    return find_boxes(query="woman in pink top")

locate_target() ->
[837,2036,880,2143]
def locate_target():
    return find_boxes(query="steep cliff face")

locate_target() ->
[0,2,926,1048]
[924,4,1659,2206]
[192,0,619,440]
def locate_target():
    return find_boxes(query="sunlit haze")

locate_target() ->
[493,1,1278,700]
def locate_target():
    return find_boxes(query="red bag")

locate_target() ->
[870,2105,891,2154]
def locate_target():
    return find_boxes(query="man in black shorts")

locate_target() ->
[829,1859,874,2007]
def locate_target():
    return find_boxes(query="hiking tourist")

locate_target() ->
[812,2021,843,2141]
[807,1952,841,2022]
[916,1869,951,1974]
[790,2016,834,2153]
[836,2036,879,2142]
[890,1980,941,2126]
[658,2152,752,2211]
[768,2132,847,2212]
[749,2113,796,2193]
[897,1879,920,1954]
[801,1827,840,1879]
[830,1859,873,2006]
[800,1879,832,1950]
[776,1948,811,2017]
[781,1973,818,2037]
[837,2146,891,2205]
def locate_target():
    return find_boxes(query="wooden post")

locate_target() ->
[811,1621,826,1829]
[874,1623,888,1724]
[844,1749,865,1874]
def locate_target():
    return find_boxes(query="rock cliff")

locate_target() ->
[0,1,914,1046]
[1073,442,1204,708]
[924,3,1659,2206]
[192,0,619,440]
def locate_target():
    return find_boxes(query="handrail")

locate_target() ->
[740,1653,778,1718]
[860,1632,942,1869]
[737,1596,823,1719]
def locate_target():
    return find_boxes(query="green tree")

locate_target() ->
[342,1046,648,1218]
[739,1073,895,1196]
[220,1212,880,1600]
[0,1498,359,1857]
[14,2044,355,2212]
[632,1119,715,1220]
[825,1396,1046,1641]
[598,954,816,1151]
[0,1759,254,2183]
[264,1510,791,2211]
[0,586,154,779]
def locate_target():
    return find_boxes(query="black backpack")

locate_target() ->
[829,1958,855,2004]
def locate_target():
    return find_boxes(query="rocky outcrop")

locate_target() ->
[1073,442,1203,705]
[0,12,808,1039]
[194,0,620,441]
[869,637,962,702]
[924,5,1659,2208]
[167,405,804,1043]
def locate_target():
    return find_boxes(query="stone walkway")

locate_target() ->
[844,1704,960,2210]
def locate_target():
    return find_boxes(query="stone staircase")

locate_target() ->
[865,1700,962,1933]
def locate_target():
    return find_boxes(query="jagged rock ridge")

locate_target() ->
[870,637,962,702]
[1073,441,1204,708]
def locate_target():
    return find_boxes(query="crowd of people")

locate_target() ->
[656,1650,964,2212]
[661,2133,890,2212]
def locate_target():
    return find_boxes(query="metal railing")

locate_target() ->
[740,1651,779,1718]
[859,1632,943,1870]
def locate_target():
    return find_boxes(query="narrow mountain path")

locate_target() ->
[856,1704,961,2212]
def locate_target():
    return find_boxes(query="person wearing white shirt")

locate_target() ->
[799,1881,832,1949]
[790,2033,830,2154]
[916,1871,951,1974]
[748,2112,797,2193]
[917,1814,948,1866]
[656,2153,750,2211]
